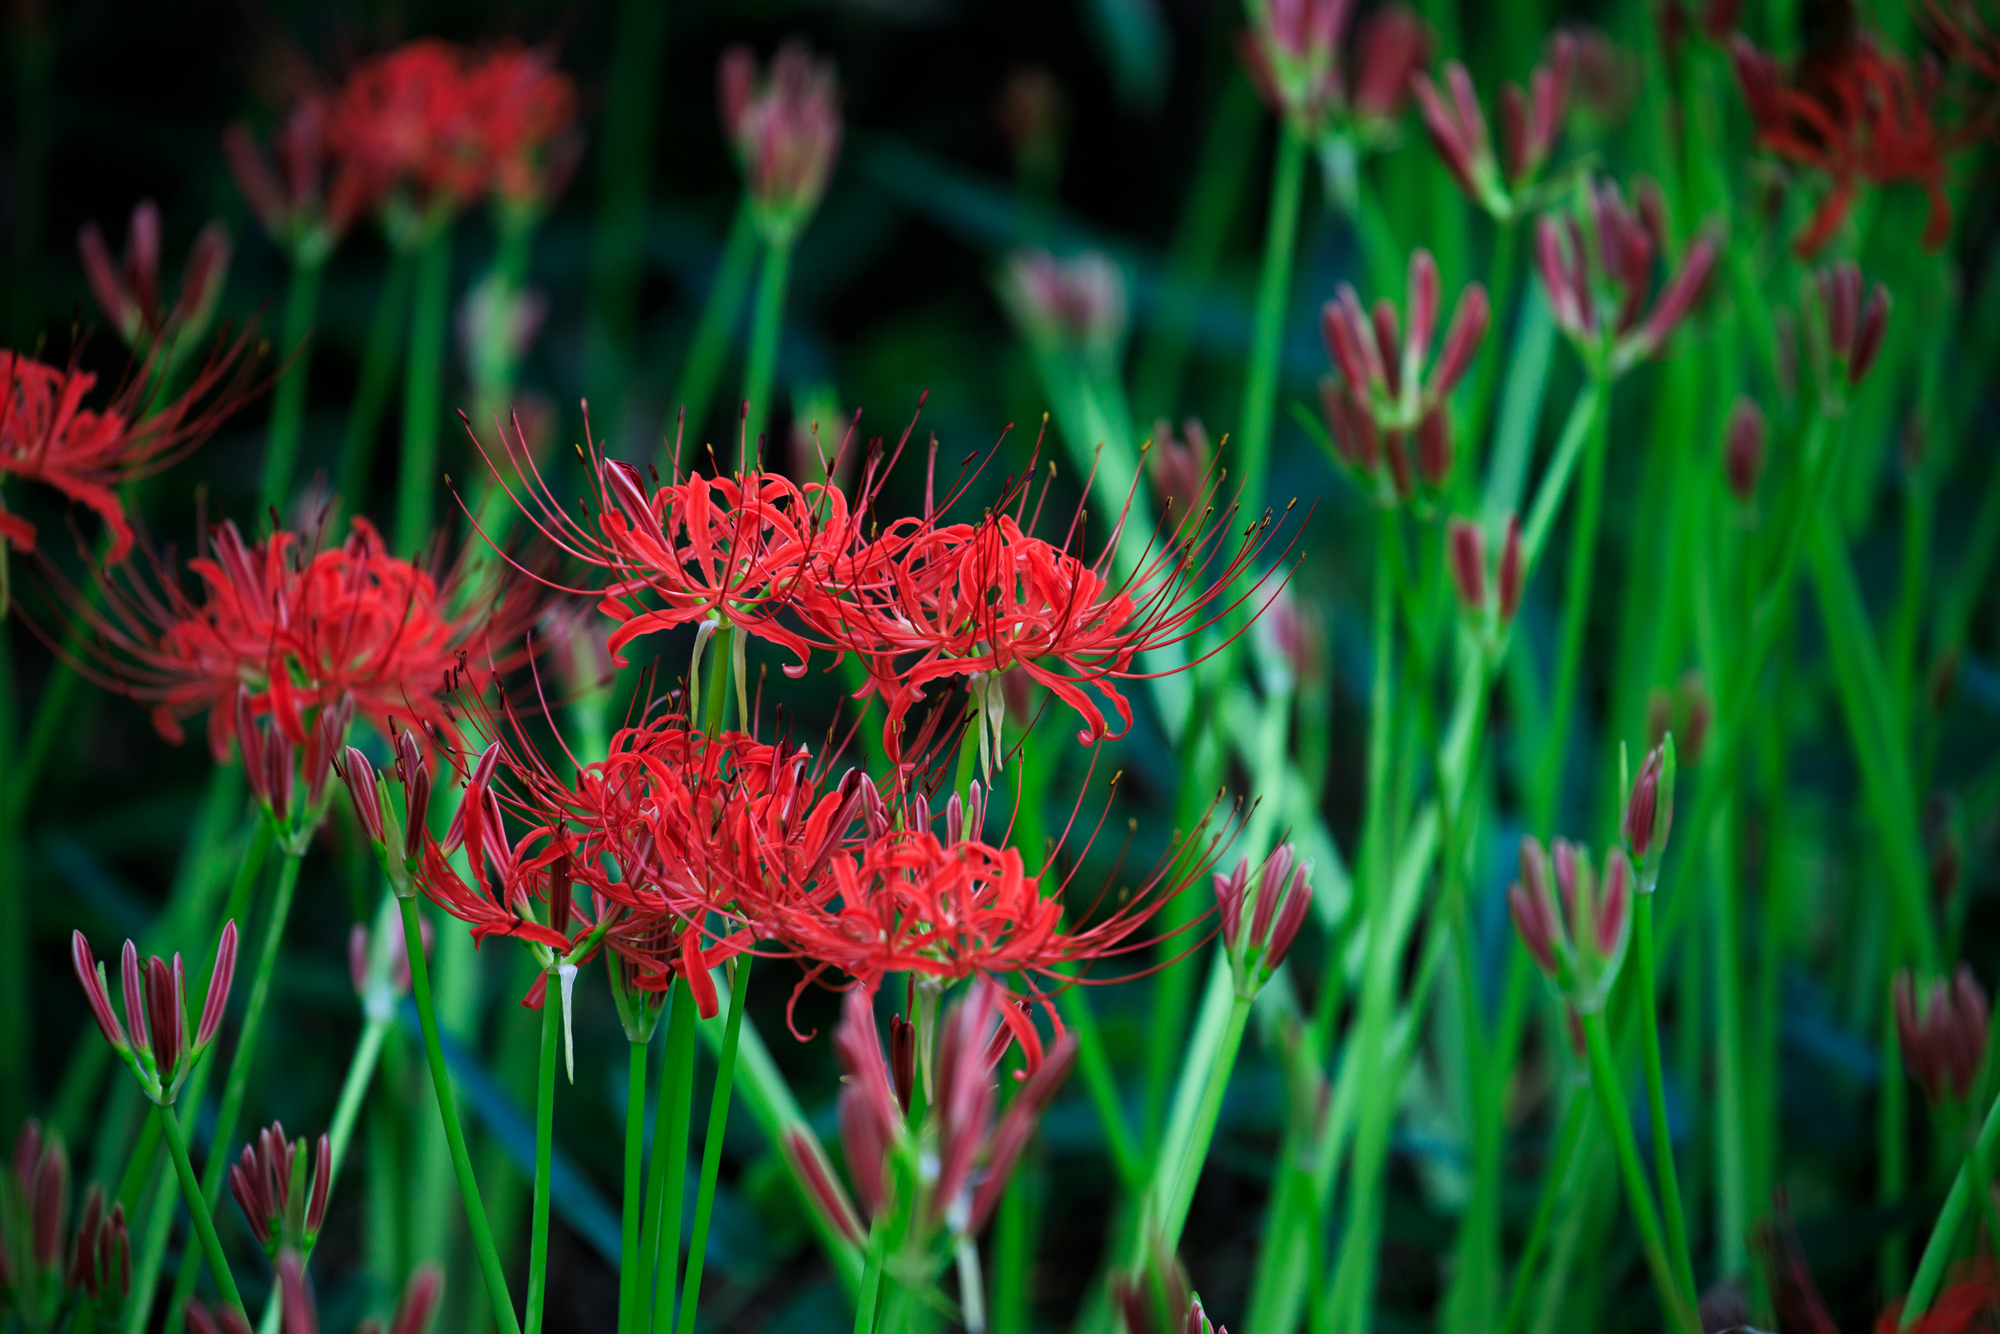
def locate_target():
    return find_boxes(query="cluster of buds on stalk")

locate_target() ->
[1000,248,1129,374]
[1801,261,1890,411]
[1214,845,1313,999]
[1149,418,1212,523]
[1445,514,1524,646]
[335,732,434,899]
[1534,176,1718,378]
[719,41,843,247]
[1644,672,1711,764]
[1413,35,1577,222]
[1723,396,1768,507]
[1316,248,1489,505]
[1620,736,1677,894]
[1238,0,1430,144]
[229,1123,332,1263]
[70,922,237,1106]
[239,689,352,855]
[1508,835,1632,1013]
[793,984,1076,1261]
[0,1124,132,1327]
[78,200,232,363]
[249,1253,440,1334]
[349,896,426,1024]
[1894,965,1991,1104]
[224,96,367,265]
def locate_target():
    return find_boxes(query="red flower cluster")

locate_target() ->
[56,515,533,763]
[326,40,578,219]
[0,340,257,563]
[1730,34,1957,256]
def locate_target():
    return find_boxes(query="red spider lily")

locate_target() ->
[1532,177,1717,376]
[228,1123,331,1260]
[461,44,580,209]
[1724,396,1768,502]
[0,337,259,563]
[1730,34,1959,256]
[69,1185,131,1315]
[44,515,536,764]
[70,922,237,1106]
[1801,260,1891,398]
[719,41,843,243]
[1317,248,1489,501]
[224,94,374,261]
[1413,35,1576,219]
[78,201,232,356]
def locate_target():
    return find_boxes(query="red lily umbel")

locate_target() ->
[719,41,843,245]
[228,1123,331,1262]
[0,1123,133,1326]
[1730,32,1964,256]
[1532,176,1718,377]
[48,514,537,764]
[70,923,238,1106]
[224,93,374,263]
[77,200,232,359]
[0,335,258,566]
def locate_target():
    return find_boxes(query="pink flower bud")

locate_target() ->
[1446,62,1490,158]
[1509,837,1562,977]
[1499,83,1529,182]
[1598,849,1634,955]
[30,1135,68,1269]
[1430,284,1490,400]
[1850,283,1890,385]
[1405,250,1441,368]
[600,459,653,528]
[337,747,386,846]
[72,932,130,1053]
[1446,518,1487,616]
[1497,516,1524,623]
[1624,744,1674,864]
[782,1127,865,1246]
[122,941,150,1061]
[196,920,238,1053]
[933,985,1000,1220]
[1724,397,1767,502]
[1895,965,1992,1103]
[396,732,431,864]
[389,1264,445,1334]
[1350,7,1431,120]
[1415,408,1452,487]
[1412,71,1485,202]
[145,955,184,1078]
[1636,233,1716,352]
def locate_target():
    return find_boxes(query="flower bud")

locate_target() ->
[395,731,431,866]
[833,991,901,1220]
[1429,284,1490,400]
[1509,837,1562,978]
[1849,282,1890,386]
[1724,396,1767,502]
[1496,515,1524,624]
[1894,965,1991,1103]
[1623,736,1676,872]
[1415,408,1452,487]
[722,41,843,244]
[782,1127,866,1247]
[1446,518,1487,618]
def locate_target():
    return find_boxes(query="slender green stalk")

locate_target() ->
[641,981,697,1334]
[336,246,412,511]
[1635,895,1696,1298]
[163,846,305,1333]
[1902,1080,2000,1325]
[854,1226,886,1334]
[328,1016,390,1175]
[1497,1092,1591,1334]
[1151,992,1254,1253]
[526,968,560,1334]
[1234,119,1308,520]
[260,252,327,516]
[160,1104,247,1322]
[396,223,454,558]
[1711,810,1751,1282]
[1579,1009,1699,1334]
[676,957,751,1334]
[991,1156,1034,1334]
[620,1037,650,1334]
[1060,975,1144,1194]
[674,201,759,452]
[741,238,794,463]
[399,895,523,1334]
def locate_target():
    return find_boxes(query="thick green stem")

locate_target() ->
[396,223,454,558]
[525,967,560,1334]
[674,201,760,452]
[1234,118,1308,521]
[1636,895,1696,1298]
[260,252,326,516]
[399,895,522,1334]
[328,1016,390,1176]
[642,981,697,1334]
[1150,990,1254,1254]
[1580,1009,1699,1334]
[992,1155,1034,1334]
[741,238,794,464]
[1902,1081,2000,1324]
[1497,1091,1591,1334]
[336,247,412,512]
[1710,810,1751,1282]
[620,1038,649,1334]
[676,958,751,1334]
[159,1104,247,1322]
[854,1225,886,1334]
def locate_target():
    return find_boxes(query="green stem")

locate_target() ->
[1902,1081,2000,1324]
[1579,1009,1699,1334]
[1711,810,1751,1281]
[991,1156,1034,1334]
[260,252,326,516]
[854,1225,886,1334]
[1497,1091,1591,1334]
[159,1104,247,1322]
[1059,982,1145,1194]
[741,237,794,464]
[336,246,412,513]
[1636,895,1696,1299]
[396,223,454,558]
[1151,992,1254,1253]
[676,957,751,1334]
[674,201,760,453]
[1234,118,1308,521]
[642,980,697,1334]
[328,1016,390,1176]
[620,1037,649,1334]
[399,895,522,1334]
[526,967,560,1334]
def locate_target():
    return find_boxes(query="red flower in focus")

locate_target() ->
[0,339,257,563]
[224,94,374,260]
[719,41,843,243]
[1730,34,1958,256]
[48,515,533,762]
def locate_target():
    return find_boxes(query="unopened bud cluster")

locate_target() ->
[1894,965,1990,1105]
[1317,249,1489,505]
[1803,261,1890,408]
[1214,845,1313,999]
[1534,176,1717,377]
[1239,0,1430,135]
[336,731,434,899]
[719,41,843,246]
[1508,835,1632,1012]
[1620,735,1677,892]
[238,689,350,854]
[71,923,237,1106]
[229,1122,332,1261]
[1414,35,1576,222]
[0,1123,132,1325]
[1445,515,1524,642]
